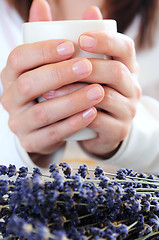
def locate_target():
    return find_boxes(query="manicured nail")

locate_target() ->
[80,35,96,48]
[87,86,104,101]
[83,107,96,119]
[57,42,74,55]
[42,91,55,99]
[72,59,92,75]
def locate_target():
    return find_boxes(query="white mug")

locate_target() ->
[23,20,117,141]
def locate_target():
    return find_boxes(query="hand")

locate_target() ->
[79,7,141,158]
[43,7,141,159]
[0,1,105,166]
[2,38,106,154]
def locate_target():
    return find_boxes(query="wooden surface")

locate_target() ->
[62,141,118,174]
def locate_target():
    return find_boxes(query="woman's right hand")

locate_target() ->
[1,40,104,158]
[1,0,104,165]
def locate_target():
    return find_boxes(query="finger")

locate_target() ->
[43,84,137,121]
[42,59,140,100]
[3,58,92,110]
[84,111,129,149]
[29,0,52,22]
[96,85,137,121]
[85,59,139,98]
[8,84,104,133]
[3,40,75,87]
[42,82,87,100]
[18,107,97,154]
[79,31,137,73]
[82,6,103,20]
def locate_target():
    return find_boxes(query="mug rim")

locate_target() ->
[23,19,116,26]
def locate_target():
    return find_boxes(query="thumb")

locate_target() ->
[82,6,103,20]
[29,0,52,22]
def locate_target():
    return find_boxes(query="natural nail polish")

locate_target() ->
[57,42,74,55]
[87,86,104,101]
[83,107,96,119]
[80,35,96,48]
[72,59,92,75]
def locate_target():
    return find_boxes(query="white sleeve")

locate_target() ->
[0,103,65,174]
[79,96,159,174]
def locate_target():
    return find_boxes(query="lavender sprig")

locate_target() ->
[0,164,159,239]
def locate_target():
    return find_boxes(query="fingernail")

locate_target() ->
[80,35,96,48]
[72,59,92,75]
[83,107,96,119]
[57,41,74,55]
[87,86,104,101]
[42,91,55,100]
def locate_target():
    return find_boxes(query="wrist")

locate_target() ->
[94,141,123,159]
[28,153,52,168]
[80,141,122,160]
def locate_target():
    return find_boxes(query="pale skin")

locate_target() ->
[1,0,141,167]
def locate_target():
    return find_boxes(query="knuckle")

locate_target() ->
[8,46,21,71]
[1,94,10,111]
[1,69,6,87]
[129,104,137,119]
[21,139,33,153]
[33,104,50,126]
[40,42,52,61]
[136,84,142,99]
[132,74,142,99]
[49,64,63,86]
[89,114,100,129]
[48,126,61,143]
[68,118,76,130]
[68,117,80,132]
[103,32,114,52]
[125,38,135,57]
[119,123,130,140]
[113,62,127,84]
[17,74,32,97]
[67,95,76,111]
[135,62,140,74]
[104,88,114,105]
[8,118,18,134]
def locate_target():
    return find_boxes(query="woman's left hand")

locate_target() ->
[76,28,141,158]
[43,29,141,159]
[78,30,141,158]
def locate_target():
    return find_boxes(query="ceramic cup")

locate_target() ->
[23,20,117,141]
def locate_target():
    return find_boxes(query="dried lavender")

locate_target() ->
[1,164,159,239]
